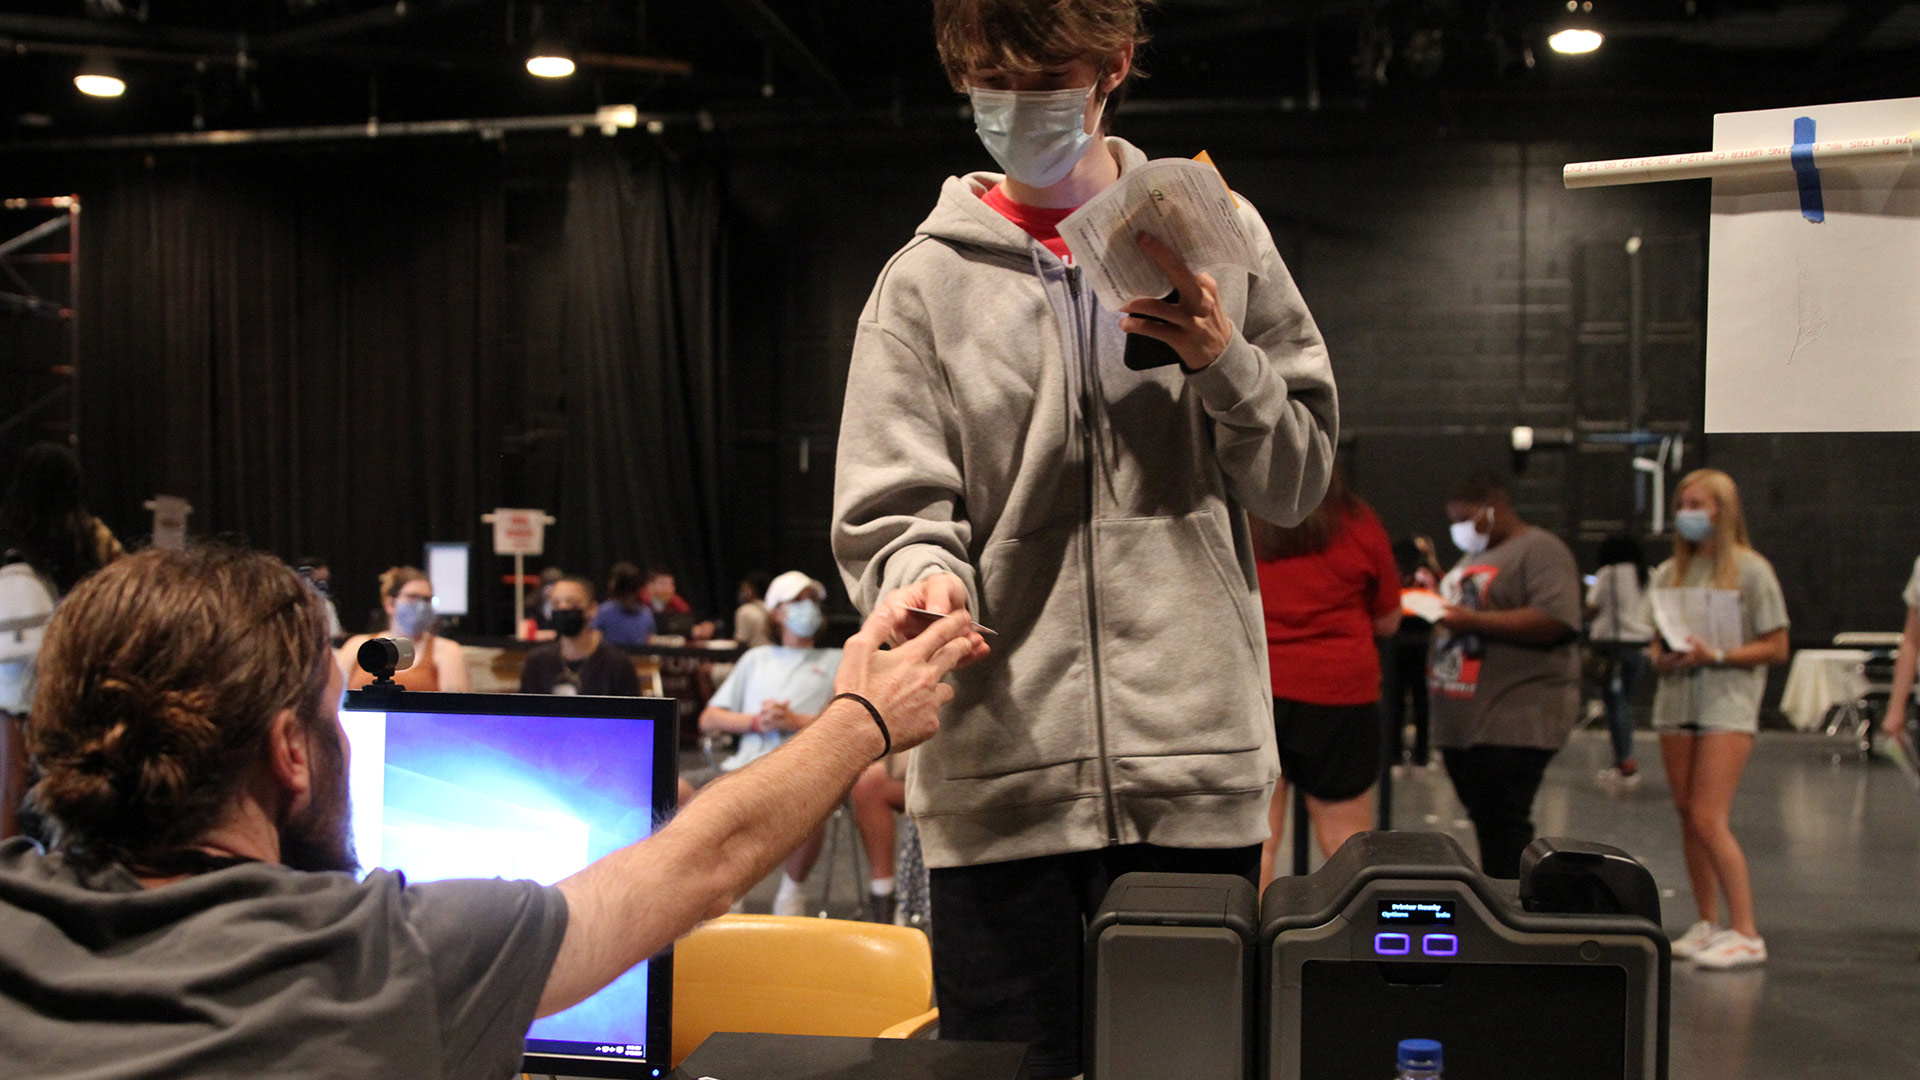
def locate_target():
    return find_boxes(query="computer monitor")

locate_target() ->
[339,687,678,1079]
[423,542,471,617]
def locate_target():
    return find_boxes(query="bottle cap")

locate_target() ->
[1398,1039,1443,1070]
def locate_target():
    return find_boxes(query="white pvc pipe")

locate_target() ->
[1563,132,1917,189]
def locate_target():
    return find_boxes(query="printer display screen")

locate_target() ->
[1377,899,1457,926]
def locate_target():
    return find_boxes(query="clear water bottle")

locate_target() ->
[1396,1038,1443,1079]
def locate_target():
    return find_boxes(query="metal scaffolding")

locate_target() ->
[0,195,80,458]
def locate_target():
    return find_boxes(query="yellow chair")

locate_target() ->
[670,913,939,1066]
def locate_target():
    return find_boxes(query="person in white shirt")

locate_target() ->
[695,571,841,915]
[1586,533,1653,783]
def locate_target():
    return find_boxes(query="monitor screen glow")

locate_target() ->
[339,695,669,1076]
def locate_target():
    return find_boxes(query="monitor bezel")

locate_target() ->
[340,687,678,1080]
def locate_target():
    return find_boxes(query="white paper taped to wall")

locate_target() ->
[1703,97,1920,432]
[1057,157,1260,311]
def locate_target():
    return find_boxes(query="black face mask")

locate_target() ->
[551,608,588,638]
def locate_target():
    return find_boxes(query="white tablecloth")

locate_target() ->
[1780,649,1869,732]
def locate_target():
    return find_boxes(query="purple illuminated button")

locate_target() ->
[1374,932,1412,956]
[1423,933,1459,957]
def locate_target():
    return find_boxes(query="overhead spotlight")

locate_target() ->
[527,41,575,78]
[1548,1,1603,54]
[74,52,126,98]
[1548,27,1603,53]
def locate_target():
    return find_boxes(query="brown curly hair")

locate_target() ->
[932,0,1155,90]
[26,544,332,868]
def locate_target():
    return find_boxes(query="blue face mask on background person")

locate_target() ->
[1675,509,1715,543]
[782,599,824,640]
[393,597,435,637]
[968,80,1104,188]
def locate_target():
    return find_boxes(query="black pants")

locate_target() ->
[1383,631,1432,765]
[1441,745,1556,879]
[929,843,1261,1079]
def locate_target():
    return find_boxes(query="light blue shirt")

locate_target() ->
[709,645,842,770]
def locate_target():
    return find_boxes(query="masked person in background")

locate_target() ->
[1649,469,1788,970]
[519,576,641,697]
[690,571,844,916]
[337,566,471,693]
[829,1,1337,1072]
[1427,473,1581,880]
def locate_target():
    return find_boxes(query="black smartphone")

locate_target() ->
[1122,290,1184,371]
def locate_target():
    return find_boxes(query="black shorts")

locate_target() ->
[1273,697,1384,802]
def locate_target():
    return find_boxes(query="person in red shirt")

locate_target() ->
[1253,465,1402,886]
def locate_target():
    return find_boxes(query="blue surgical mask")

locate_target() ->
[1675,509,1714,543]
[967,82,1103,189]
[782,599,824,640]
[393,597,435,637]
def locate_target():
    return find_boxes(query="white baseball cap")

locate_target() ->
[763,570,825,609]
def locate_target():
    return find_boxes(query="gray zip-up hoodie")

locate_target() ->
[832,138,1339,869]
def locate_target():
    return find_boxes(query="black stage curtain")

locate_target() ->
[64,140,728,633]
[551,144,727,619]
[77,146,507,633]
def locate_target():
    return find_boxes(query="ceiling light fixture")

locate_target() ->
[1548,1,1603,54]
[75,52,126,98]
[524,5,574,78]
[526,41,575,78]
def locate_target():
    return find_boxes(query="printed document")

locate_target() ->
[1401,589,1449,623]
[1649,587,1743,654]
[1057,157,1262,311]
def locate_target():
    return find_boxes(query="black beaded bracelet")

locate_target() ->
[831,692,891,761]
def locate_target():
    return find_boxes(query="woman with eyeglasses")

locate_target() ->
[336,566,471,693]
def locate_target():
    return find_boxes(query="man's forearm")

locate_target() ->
[541,700,882,1016]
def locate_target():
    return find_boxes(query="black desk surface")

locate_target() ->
[670,1033,1030,1080]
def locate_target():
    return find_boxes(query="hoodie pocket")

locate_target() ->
[1092,508,1270,761]
[935,520,1097,782]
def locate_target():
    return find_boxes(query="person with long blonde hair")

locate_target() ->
[1649,469,1788,969]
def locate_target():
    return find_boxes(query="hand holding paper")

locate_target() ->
[1401,589,1449,623]
[1057,157,1262,311]
[1117,232,1235,370]
[1650,587,1743,655]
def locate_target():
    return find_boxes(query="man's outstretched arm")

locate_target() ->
[536,604,983,1018]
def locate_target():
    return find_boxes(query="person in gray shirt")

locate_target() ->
[0,544,982,1079]
[1427,473,1582,879]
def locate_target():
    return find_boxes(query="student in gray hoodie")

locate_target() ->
[830,2,1338,1074]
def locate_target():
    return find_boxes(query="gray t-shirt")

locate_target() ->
[1903,555,1920,611]
[0,837,568,1079]
[1648,548,1789,732]
[1428,526,1583,750]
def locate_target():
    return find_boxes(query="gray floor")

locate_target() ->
[1391,730,1920,1080]
[721,729,1920,1078]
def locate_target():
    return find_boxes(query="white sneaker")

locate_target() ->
[1692,929,1767,970]
[772,879,809,918]
[1671,919,1722,959]
[1597,765,1642,788]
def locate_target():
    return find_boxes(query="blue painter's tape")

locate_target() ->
[1790,116,1825,224]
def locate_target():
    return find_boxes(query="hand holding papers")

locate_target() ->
[1058,157,1261,311]
[1401,589,1449,624]
[1650,587,1743,655]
